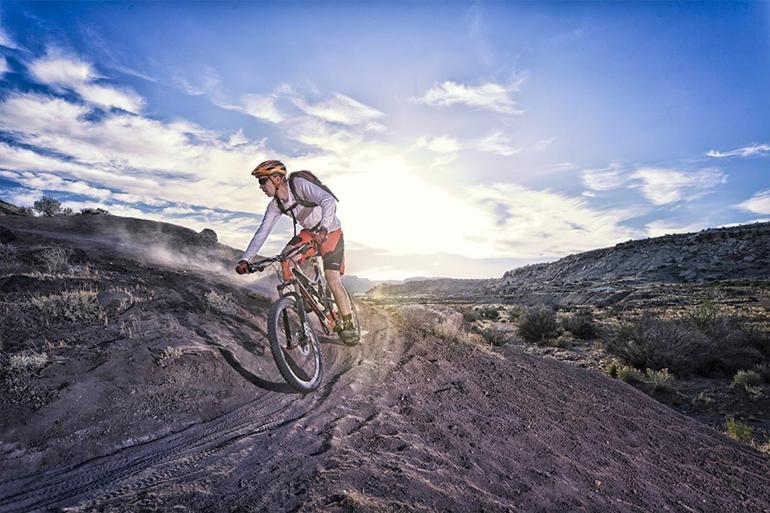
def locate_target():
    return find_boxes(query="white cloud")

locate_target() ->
[29,55,94,84]
[0,93,272,213]
[0,26,17,49]
[0,56,8,76]
[472,132,520,156]
[736,189,770,215]
[4,188,43,207]
[630,167,727,205]
[293,92,384,127]
[645,220,707,238]
[1,171,112,200]
[535,138,555,151]
[415,132,519,163]
[238,94,286,123]
[27,55,144,112]
[413,79,524,114]
[415,135,460,154]
[75,83,144,113]
[467,183,641,258]
[581,165,625,191]
[706,143,770,158]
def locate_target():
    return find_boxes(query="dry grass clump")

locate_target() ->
[480,326,510,347]
[8,351,48,372]
[607,360,675,392]
[205,290,238,315]
[30,290,104,324]
[733,370,762,389]
[393,306,486,347]
[561,311,597,340]
[37,247,72,274]
[645,368,674,393]
[156,346,184,368]
[607,361,645,383]
[726,417,754,445]
[517,306,559,343]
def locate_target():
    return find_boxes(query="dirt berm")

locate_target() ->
[0,215,768,512]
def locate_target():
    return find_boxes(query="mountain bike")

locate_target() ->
[248,242,360,393]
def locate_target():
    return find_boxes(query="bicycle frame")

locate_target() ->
[251,243,341,336]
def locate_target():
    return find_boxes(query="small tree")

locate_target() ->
[33,196,62,217]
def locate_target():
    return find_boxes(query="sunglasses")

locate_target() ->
[258,176,269,185]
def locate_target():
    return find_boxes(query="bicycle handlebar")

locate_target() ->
[247,242,314,273]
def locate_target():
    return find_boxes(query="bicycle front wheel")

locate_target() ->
[268,296,323,392]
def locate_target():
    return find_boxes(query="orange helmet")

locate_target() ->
[251,160,287,178]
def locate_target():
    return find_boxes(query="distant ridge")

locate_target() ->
[368,221,770,304]
[0,199,24,216]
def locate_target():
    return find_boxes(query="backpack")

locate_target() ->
[275,170,339,236]
[288,170,339,206]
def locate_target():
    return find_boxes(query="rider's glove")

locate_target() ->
[235,260,251,275]
[314,226,329,246]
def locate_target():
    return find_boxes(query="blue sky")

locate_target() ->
[1,1,769,280]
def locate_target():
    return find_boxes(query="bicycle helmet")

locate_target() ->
[252,160,287,178]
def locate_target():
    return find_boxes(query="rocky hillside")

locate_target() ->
[1,214,769,512]
[370,222,770,305]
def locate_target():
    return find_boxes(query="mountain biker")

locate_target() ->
[235,160,358,343]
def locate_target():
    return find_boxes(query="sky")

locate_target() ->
[0,1,769,281]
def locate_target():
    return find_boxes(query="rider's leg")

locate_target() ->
[325,269,351,317]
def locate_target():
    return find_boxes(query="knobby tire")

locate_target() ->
[268,297,323,393]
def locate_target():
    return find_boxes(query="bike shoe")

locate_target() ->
[339,321,359,344]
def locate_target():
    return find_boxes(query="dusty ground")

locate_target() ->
[1,216,770,512]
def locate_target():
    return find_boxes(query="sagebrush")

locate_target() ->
[517,306,559,343]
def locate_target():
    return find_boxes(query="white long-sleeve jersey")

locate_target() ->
[241,177,341,261]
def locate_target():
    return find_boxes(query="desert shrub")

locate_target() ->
[646,368,674,393]
[30,290,104,324]
[79,207,111,215]
[156,346,183,368]
[507,306,525,323]
[552,333,572,348]
[606,317,717,376]
[462,309,480,323]
[687,302,725,333]
[478,306,500,321]
[732,370,762,390]
[37,247,72,274]
[33,196,62,217]
[20,206,34,216]
[561,311,597,340]
[517,306,559,343]
[481,326,509,346]
[726,417,754,444]
[205,291,238,315]
[615,364,645,383]
[8,351,48,372]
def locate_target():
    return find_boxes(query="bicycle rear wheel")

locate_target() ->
[268,296,323,392]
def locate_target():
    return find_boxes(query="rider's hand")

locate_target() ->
[235,260,251,275]
[314,227,328,246]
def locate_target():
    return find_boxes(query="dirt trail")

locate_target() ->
[1,217,769,512]
[3,305,770,512]
[0,306,395,512]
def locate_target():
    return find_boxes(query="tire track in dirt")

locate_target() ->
[0,305,396,513]
[0,391,294,512]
